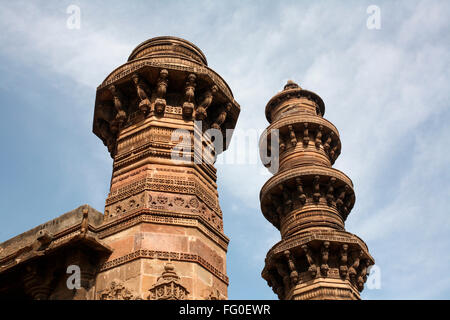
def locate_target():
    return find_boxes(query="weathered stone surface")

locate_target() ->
[0,204,112,299]
[0,205,104,260]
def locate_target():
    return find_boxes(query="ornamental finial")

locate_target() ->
[284,80,301,90]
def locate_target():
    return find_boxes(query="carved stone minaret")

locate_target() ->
[259,80,374,300]
[92,37,240,299]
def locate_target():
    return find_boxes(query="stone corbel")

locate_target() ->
[23,263,53,300]
[339,244,349,278]
[36,229,53,249]
[302,244,317,278]
[330,144,338,162]
[262,270,283,299]
[295,177,307,205]
[320,241,330,276]
[283,250,298,285]
[323,132,332,153]
[302,123,309,146]
[182,73,196,118]
[344,193,355,219]
[131,73,152,115]
[312,175,321,203]
[357,259,370,292]
[269,193,283,218]
[326,177,336,206]
[288,125,297,147]
[315,125,323,148]
[79,206,89,237]
[280,184,292,214]
[211,103,231,130]
[279,135,286,152]
[154,69,169,115]
[275,261,290,295]
[108,84,127,133]
[195,85,218,121]
[336,185,350,214]
[348,250,362,285]
[95,118,115,154]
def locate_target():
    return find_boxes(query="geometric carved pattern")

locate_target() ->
[105,171,221,217]
[104,189,223,232]
[97,211,229,251]
[290,286,358,300]
[99,249,229,285]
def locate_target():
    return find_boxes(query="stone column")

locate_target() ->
[92,37,240,299]
[259,81,374,300]
[23,264,53,300]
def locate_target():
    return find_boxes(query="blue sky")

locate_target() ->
[0,0,449,299]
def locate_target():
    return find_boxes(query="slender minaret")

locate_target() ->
[259,80,374,300]
[92,37,240,299]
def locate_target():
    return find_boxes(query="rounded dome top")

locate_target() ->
[127,36,208,66]
[264,80,325,122]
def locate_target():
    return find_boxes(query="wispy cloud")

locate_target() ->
[0,0,449,299]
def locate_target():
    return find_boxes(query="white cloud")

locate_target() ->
[0,1,132,88]
[1,0,449,299]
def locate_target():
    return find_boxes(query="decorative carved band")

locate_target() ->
[260,168,355,228]
[130,43,206,65]
[290,286,359,300]
[261,166,353,197]
[265,88,325,122]
[260,116,341,165]
[104,191,223,232]
[97,209,229,250]
[266,229,370,258]
[106,175,220,215]
[263,114,339,140]
[262,236,373,298]
[99,57,234,103]
[99,249,229,285]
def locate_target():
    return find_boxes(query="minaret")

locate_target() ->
[259,80,374,300]
[92,37,240,299]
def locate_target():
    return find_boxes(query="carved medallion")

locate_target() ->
[189,198,199,208]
